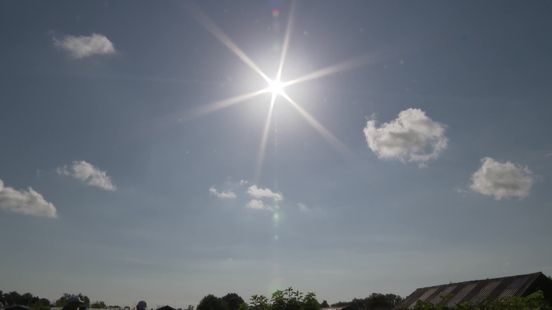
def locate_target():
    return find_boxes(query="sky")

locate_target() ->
[1,0,552,307]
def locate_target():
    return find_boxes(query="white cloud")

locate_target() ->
[470,157,534,200]
[57,160,116,191]
[54,33,116,58]
[296,202,311,212]
[247,185,283,202]
[209,181,285,212]
[0,179,57,218]
[246,199,268,210]
[209,186,237,199]
[363,108,447,165]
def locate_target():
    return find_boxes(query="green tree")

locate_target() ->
[91,301,107,309]
[222,293,245,310]
[55,294,71,307]
[30,298,51,310]
[302,293,320,310]
[320,301,329,308]
[250,295,270,310]
[198,295,228,310]
[271,288,303,310]
[364,293,402,310]
[55,294,90,308]
[331,293,402,310]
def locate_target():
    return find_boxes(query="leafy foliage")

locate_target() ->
[200,288,320,310]
[271,288,306,310]
[222,293,246,310]
[249,295,271,310]
[54,293,90,308]
[0,290,51,310]
[332,293,403,310]
[90,301,107,308]
[197,294,229,310]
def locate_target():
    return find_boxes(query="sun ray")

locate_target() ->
[276,0,296,81]
[188,88,269,120]
[189,3,271,83]
[284,53,376,87]
[281,93,351,157]
[255,94,277,182]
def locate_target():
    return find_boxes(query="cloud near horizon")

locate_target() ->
[470,157,535,200]
[0,179,57,218]
[54,33,116,58]
[57,160,116,191]
[363,108,447,165]
[209,186,237,199]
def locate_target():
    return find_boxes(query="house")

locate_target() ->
[395,272,552,309]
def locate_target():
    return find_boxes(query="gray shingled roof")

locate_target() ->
[396,272,550,309]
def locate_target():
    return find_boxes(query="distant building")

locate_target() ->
[395,272,552,309]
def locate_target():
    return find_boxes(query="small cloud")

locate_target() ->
[246,199,269,210]
[247,185,283,202]
[210,181,285,213]
[54,33,116,58]
[57,160,116,191]
[296,202,311,212]
[470,157,534,200]
[363,108,447,165]
[455,187,469,196]
[209,186,237,199]
[0,179,57,218]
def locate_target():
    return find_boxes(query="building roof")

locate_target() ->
[395,272,552,309]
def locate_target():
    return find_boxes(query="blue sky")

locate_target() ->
[1,0,552,307]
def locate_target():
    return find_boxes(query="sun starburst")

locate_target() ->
[188,1,374,180]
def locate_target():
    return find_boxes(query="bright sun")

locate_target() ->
[190,1,358,179]
[267,79,285,97]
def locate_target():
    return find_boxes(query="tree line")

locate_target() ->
[196,288,402,310]
[1,288,403,310]
[0,291,107,309]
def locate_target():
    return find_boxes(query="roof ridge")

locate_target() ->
[414,272,543,290]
